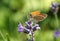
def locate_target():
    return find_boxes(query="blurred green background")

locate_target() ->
[0,0,60,41]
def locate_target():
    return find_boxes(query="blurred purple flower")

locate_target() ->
[54,30,60,37]
[18,23,24,33]
[50,2,59,12]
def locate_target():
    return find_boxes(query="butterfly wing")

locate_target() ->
[33,14,47,22]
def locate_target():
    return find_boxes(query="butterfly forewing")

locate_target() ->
[33,14,47,22]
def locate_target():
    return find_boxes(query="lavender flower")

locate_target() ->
[23,29,30,34]
[18,20,40,41]
[50,2,59,12]
[26,21,31,26]
[54,30,60,37]
[33,24,40,31]
[25,21,32,29]
[18,23,24,33]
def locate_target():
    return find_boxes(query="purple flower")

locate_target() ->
[26,21,31,26]
[33,24,40,31]
[50,2,59,12]
[25,25,32,29]
[23,29,30,34]
[51,2,58,9]
[54,30,60,37]
[25,21,32,29]
[18,23,24,33]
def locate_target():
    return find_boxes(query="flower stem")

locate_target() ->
[0,31,6,41]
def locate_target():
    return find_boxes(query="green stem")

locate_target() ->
[0,31,6,41]
[54,37,57,41]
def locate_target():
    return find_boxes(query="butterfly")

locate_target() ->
[28,11,47,22]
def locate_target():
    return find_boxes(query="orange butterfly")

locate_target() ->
[29,11,47,22]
